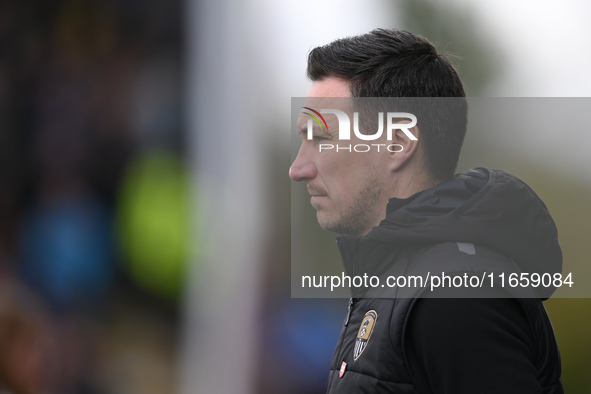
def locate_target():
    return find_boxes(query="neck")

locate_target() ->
[391,170,438,199]
[361,170,438,236]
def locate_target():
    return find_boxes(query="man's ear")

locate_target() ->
[386,125,420,172]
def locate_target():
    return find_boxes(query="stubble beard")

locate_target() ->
[316,175,383,236]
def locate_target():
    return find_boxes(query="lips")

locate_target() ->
[307,185,327,197]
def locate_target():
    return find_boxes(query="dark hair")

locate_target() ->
[307,28,467,182]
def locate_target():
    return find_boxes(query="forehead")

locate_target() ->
[298,77,353,130]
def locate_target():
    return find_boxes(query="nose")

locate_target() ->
[289,145,317,182]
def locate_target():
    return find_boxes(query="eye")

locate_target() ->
[313,133,332,143]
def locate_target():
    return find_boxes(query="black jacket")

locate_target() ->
[326,168,564,394]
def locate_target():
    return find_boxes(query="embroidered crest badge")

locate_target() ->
[354,310,377,360]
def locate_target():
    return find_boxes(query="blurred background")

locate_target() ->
[0,0,590,393]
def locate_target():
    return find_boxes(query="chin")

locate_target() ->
[316,213,338,233]
[317,215,360,236]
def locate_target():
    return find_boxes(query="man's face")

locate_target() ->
[289,77,390,236]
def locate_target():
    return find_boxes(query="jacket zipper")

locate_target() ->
[327,298,356,391]
[344,297,354,326]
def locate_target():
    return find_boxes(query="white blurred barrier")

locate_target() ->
[179,1,265,393]
[179,1,393,392]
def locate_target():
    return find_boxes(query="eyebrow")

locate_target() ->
[296,114,312,133]
[302,107,329,130]
[297,112,329,137]
[302,111,325,132]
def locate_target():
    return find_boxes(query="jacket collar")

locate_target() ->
[336,234,406,297]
